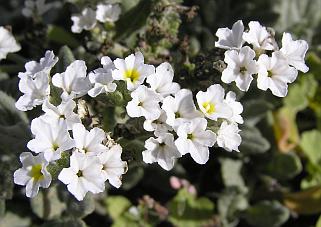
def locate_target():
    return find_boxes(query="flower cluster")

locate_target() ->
[14,52,127,200]
[71,3,121,33]
[114,53,243,170]
[215,20,309,97]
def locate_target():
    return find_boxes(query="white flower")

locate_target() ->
[162,89,201,128]
[257,52,298,97]
[27,117,75,162]
[215,20,244,49]
[72,123,108,156]
[18,50,58,79]
[22,0,61,18]
[243,21,276,51]
[175,118,216,164]
[0,26,21,61]
[143,133,181,171]
[126,85,162,120]
[42,99,81,130]
[88,56,117,97]
[15,71,50,111]
[143,110,172,136]
[71,8,97,33]
[52,60,91,100]
[146,62,180,99]
[224,91,243,124]
[222,46,257,91]
[196,84,232,121]
[14,152,51,198]
[96,4,121,23]
[98,144,127,188]
[112,52,155,91]
[216,121,241,152]
[280,32,309,73]
[58,152,105,201]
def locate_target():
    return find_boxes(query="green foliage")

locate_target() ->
[105,196,132,220]
[220,158,247,193]
[0,212,31,227]
[300,130,321,165]
[242,200,290,227]
[239,125,270,154]
[168,189,215,227]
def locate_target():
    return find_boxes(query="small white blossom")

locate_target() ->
[196,84,232,121]
[216,121,241,152]
[58,152,105,201]
[222,46,257,91]
[280,32,309,73]
[143,133,181,171]
[243,21,276,52]
[72,123,108,156]
[98,144,127,188]
[146,62,180,99]
[15,71,50,111]
[18,50,58,79]
[22,0,62,18]
[215,20,244,49]
[126,85,162,120]
[96,4,121,23]
[14,152,51,198]
[143,110,172,137]
[224,91,243,124]
[71,8,97,33]
[0,26,21,61]
[162,89,201,128]
[27,117,75,162]
[88,56,117,97]
[175,118,216,164]
[52,60,91,100]
[42,99,81,130]
[257,52,298,97]
[112,52,155,91]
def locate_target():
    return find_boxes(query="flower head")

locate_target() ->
[0,26,21,61]
[58,152,105,201]
[96,4,121,23]
[27,117,75,162]
[215,20,244,49]
[143,110,172,137]
[112,52,155,91]
[224,91,243,124]
[175,118,216,164]
[98,144,127,188]
[71,7,97,33]
[143,133,181,171]
[257,52,298,97]
[88,56,117,97]
[52,60,91,100]
[222,46,257,91]
[196,84,232,121]
[216,121,241,152]
[14,152,51,198]
[126,85,162,120]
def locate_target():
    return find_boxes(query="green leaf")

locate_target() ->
[168,189,214,227]
[0,212,31,227]
[316,214,321,227]
[121,163,144,190]
[105,196,132,220]
[0,162,14,200]
[218,187,248,227]
[56,46,76,72]
[67,193,95,218]
[0,199,5,217]
[115,0,158,40]
[239,125,270,154]
[47,25,81,49]
[265,152,302,180]
[31,186,66,220]
[220,158,247,193]
[242,99,273,126]
[300,130,321,165]
[242,200,290,227]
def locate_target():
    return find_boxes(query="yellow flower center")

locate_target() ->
[267,70,273,77]
[30,164,44,181]
[52,143,59,151]
[124,68,140,82]
[202,101,215,114]
[187,133,194,140]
